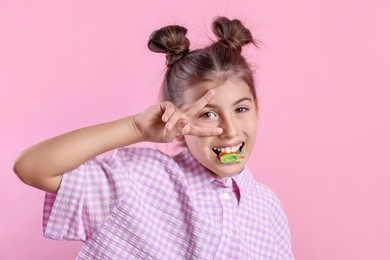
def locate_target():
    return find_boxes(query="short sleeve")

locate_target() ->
[43,153,130,241]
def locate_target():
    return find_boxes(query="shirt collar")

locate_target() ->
[231,165,253,204]
[174,149,253,203]
[174,149,215,195]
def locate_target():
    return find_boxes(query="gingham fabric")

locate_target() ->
[43,147,293,259]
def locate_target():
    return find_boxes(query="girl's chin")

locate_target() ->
[208,163,245,178]
[198,150,248,177]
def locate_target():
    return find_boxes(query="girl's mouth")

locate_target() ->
[211,142,245,157]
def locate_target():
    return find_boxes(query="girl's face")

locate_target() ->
[182,78,258,178]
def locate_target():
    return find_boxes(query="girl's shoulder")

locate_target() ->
[108,146,183,174]
[113,146,173,161]
[238,167,280,203]
[248,177,285,210]
[252,180,277,197]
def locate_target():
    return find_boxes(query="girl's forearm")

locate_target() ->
[13,116,143,193]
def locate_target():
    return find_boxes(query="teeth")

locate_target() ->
[213,142,243,155]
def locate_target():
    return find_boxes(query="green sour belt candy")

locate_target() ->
[219,152,245,164]
[220,153,239,163]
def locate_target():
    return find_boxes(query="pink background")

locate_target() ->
[1,0,389,259]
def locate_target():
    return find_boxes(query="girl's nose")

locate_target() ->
[219,116,239,139]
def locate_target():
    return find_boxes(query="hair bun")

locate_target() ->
[148,25,190,67]
[212,17,255,53]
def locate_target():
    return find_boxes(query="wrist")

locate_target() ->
[127,115,146,144]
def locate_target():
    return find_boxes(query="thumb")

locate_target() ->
[176,118,189,134]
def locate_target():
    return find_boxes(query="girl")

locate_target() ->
[14,17,294,259]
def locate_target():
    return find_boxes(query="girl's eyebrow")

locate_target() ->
[204,97,253,109]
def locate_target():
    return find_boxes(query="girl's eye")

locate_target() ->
[236,107,249,113]
[200,111,217,119]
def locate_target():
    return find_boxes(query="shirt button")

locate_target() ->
[222,193,230,200]
[224,178,232,185]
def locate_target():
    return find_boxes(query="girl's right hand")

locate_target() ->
[133,90,223,143]
[14,91,222,193]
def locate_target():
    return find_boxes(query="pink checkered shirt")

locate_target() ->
[43,147,293,259]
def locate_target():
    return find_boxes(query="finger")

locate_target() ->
[185,89,215,117]
[165,109,183,131]
[174,119,189,140]
[175,118,189,133]
[182,124,223,137]
[160,102,176,123]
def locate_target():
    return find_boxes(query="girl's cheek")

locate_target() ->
[191,118,219,127]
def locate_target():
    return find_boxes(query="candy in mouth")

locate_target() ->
[219,151,245,163]
[212,143,245,164]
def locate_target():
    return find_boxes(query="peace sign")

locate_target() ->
[133,89,223,143]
